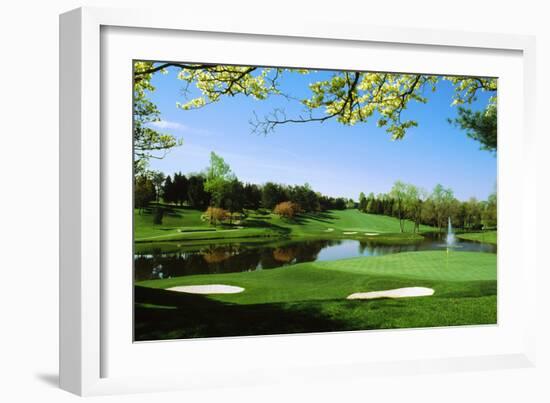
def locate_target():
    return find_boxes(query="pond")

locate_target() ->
[134,232,496,281]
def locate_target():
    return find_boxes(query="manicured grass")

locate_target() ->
[256,209,433,238]
[134,206,216,240]
[134,236,280,254]
[456,231,497,245]
[135,205,434,243]
[138,251,496,303]
[135,251,497,340]
[136,226,279,243]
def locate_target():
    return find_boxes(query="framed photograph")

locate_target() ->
[60,7,537,396]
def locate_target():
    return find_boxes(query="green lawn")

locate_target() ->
[135,205,434,243]
[135,251,497,340]
[134,206,217,239]
[456,231,497,245]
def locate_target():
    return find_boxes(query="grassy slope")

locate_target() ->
[135,205,434,243]
[135,206,217,240]
[456,231,497,245]
[135,251,497,340]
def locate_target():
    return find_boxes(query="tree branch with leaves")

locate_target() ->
[133,61,498,160]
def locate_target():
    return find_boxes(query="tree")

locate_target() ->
[318,195,333,211]
[223,179,246,222]
[204,152,236,207]
[390,181,409,232]
[405,184,427,233]
[289,183,319,212]
[421,198,437,228]
[243,183,262,210]
[172,172,189,206]
[346,198,356,209]
[187,174,210,209]
[261,182,288,209]
[455,201,468,229]
[365,192,376,214]
[448,198,462,228]
[134,62,496,150]
[380,194,394,216]
[134,175,155,214]
[358,192,367,212]
[150,171,165,203]
[333,198,347,210]
[449,104,497,152]
[133,62,183,171]
[483,191,497,228]
[162,175,176,204]
[465,197,482,230]
[430,184,455,232]
[273,201,299,219]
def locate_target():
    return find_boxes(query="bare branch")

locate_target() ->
[134,63,217,78]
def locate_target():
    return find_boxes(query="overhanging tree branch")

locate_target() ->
[134,63,218,79]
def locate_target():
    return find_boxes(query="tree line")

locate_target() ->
[358,181,497,233]
[134,152,352,223]
[135,152,496,231]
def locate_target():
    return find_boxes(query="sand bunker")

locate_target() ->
[347,287,434,300]
[325,228,334,232]
[343,231,358,235]
[364,233,378,236]
[167,284,245,294]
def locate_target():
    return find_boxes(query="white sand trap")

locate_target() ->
[167,284,244,294]
[364,233,379,236]
[325,228,334,232]
[347,287,434,300]
[343,231,358,235]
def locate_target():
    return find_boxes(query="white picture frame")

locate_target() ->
[59,6,537,396]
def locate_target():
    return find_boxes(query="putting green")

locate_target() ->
[135,250,497,340]
[138,251,496,305]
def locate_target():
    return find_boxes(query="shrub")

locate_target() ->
[205,206,230,225]
[273,201,300,219]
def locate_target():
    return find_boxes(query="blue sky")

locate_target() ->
[144,66,496,201]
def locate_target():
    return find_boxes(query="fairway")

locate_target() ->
[135,205,434,243]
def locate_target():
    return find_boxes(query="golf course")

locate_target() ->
[134,205,497,340]
[135,205,433,245]
[132,62,498,341]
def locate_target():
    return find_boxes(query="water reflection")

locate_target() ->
[134,234,496,281]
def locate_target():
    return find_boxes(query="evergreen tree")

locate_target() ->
[173,172,189,206]
[243,183,262,210]
[162,175,176,204]
[187,174,210,209]
[358,192,367,212]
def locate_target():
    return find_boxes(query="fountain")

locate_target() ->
[446,217,456,247]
